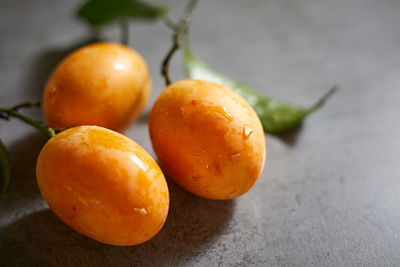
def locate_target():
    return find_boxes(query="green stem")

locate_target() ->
[161,33,180,85]
[0,138,10,203]
[0,102,55,138]
[12,101,40,111]
[162,12,178,30]
[161,0,198,86]
[308,85,339,114]
[0,101,56,203]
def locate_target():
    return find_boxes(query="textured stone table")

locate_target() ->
[1,0,400,266]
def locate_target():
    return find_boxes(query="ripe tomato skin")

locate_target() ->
[43,42,151,132]
[36,126,169,246]
[149,79,266,200]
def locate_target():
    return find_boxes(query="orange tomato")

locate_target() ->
[149,79,266,200]
[43,42,151,132]
[36,126,169,246]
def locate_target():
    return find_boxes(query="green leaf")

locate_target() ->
[183,45,337,134]
[77,0,166,28]
[0,138,10,203]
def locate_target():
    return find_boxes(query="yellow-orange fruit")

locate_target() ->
[149,79,266,200]
[36,126,169,246]
[43,42,151,132]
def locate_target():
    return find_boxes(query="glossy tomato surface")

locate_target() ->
[36,126,169,246]
[149,79,266,200]
[43,42,151,132]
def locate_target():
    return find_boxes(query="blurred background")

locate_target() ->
[1,0,400,266]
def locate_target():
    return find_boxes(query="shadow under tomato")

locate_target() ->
[0,179,234,266]
[273,123,304,147]
[133,179,235,263]
[0,209,99,266]
[136,111,150,125]
[4,132,49,203]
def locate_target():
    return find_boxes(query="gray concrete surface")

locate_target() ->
[1,0,400,266]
